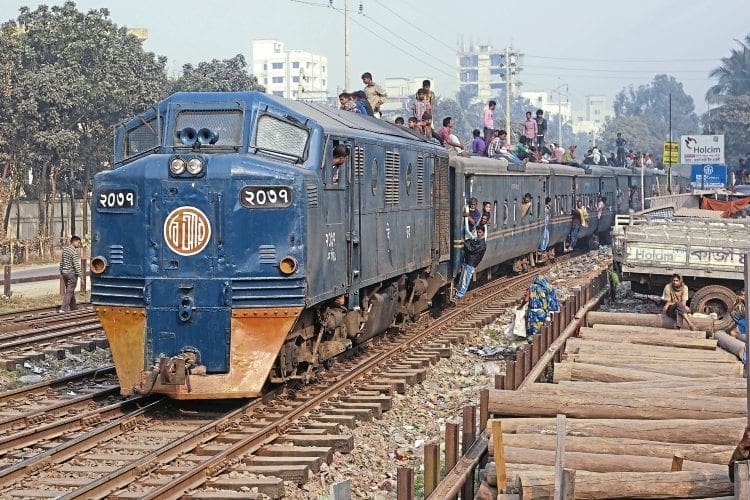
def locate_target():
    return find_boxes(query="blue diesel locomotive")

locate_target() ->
[90,91,671,399]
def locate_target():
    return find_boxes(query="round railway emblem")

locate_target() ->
[163,206,212,256]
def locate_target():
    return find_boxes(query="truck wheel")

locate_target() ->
[690,285,735,331]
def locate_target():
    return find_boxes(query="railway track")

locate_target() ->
[0,304,92,324]
[0,250,600,498]
[0,257,579,498]
[0,307,106,372]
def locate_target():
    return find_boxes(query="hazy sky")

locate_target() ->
[3,0,747,115]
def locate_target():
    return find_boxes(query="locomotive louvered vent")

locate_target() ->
[259,245,277,264]
[416,156,425,204]
[354,146,364,178]
[385,151,400,205]
[108,245,124,264]
[306,185,318,207]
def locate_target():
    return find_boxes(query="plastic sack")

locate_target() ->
[506,306,528,339]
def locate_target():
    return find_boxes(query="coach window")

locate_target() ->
[512,199,518,225]
[493,201,498,226]
[503,201,508,225]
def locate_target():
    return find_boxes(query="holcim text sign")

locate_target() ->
[680,135,724,164]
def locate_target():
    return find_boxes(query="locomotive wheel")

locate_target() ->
[690,285,735,331]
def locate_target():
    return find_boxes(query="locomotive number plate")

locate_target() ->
[239,186,293,208]
[97,188,136,209]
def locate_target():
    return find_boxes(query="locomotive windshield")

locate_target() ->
[173,109,244,148]
[254,114,308,162]
[124,118,159,159]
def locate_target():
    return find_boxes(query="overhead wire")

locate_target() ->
[369,0,454,51]
[290,0,456,79]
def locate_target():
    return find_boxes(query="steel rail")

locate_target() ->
[0,397,160,486]
[0,365,115,406]
[137,269,547,500]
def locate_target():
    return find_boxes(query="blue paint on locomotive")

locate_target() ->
[93,91,449,379]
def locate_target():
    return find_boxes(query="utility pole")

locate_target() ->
[344,0,350,91]
[505,46,511,141]
[298,68,303,100]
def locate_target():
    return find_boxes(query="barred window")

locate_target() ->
[255,114,308,159]
[125,118,159,159]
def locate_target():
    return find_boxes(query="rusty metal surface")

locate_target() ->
[94,306,146,396]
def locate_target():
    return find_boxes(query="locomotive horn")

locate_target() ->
[178,127,198,146]
[197,128,219,145]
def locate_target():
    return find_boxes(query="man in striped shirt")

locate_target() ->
[59,235,82,312]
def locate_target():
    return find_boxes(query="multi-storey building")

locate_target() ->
[572,95,610,135]
[251,39,328,101]
[456,42,523,102]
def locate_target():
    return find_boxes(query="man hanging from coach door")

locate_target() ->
[330,144,349,186]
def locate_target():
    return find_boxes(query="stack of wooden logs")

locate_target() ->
[480,311,745,499]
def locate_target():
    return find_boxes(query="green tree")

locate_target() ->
[172,54,265,93]
[703,94,750,166]
[599,115,663,157]
[613,74,700,143]
[0,2,169,241]
[707,35,750,100]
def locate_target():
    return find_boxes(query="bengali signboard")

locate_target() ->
[680,135,724,164]
[662,141,679,165]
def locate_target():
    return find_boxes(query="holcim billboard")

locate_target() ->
[680,135,725,165]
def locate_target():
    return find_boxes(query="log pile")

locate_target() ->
[480,313,745,499]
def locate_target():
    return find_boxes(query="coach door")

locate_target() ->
[322,138,356,301]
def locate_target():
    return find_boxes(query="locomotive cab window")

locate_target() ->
[254,113,308,161]
[324,142,349,189]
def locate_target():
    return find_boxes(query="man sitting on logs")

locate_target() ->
[662,274,698,330]
[729,289,746,341]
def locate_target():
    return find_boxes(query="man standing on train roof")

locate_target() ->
[662,273,698,331]
[422,80,435,111]
[535,109,547,151]
[451,225,487,304]
[616,132,627,167]
[483,100,496,143]
[362,72,387,118]
[59,235,82,313]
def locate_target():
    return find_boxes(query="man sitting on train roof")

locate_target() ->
[662,274,699,331]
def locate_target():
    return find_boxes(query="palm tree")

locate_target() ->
[706,35,750,100]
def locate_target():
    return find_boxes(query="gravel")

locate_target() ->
[283,248,614,499]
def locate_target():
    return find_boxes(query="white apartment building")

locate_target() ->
[521,91,572,125]
[251,39,328,101]
[457,42,523,103]
[572,95,610,135]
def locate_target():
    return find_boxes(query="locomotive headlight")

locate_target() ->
[170,157,186,175]
[90,256,108,274]
[186,157,204,175]
[279,256,298,275]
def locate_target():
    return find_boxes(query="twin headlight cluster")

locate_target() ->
[170,156,205,177]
